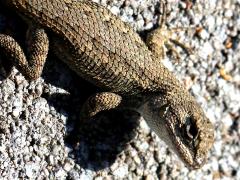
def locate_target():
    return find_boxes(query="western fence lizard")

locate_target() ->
[0,0,214,169]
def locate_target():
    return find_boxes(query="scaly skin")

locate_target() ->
[0,0,214,169]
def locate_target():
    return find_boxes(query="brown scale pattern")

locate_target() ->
[7,0,179,94]
[0,0,214,169]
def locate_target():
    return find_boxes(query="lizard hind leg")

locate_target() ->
[79,92,122,124]
[146,1,192,61]
[146,25,193,62]
[0,25,49,81]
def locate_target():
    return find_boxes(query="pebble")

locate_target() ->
[112,165,128,178]
[133,156,141,165]
[198,28,210,40]
[199,42,214,59]
[139,118,150,134]
[145,174,155,180]
[55,168,67,179]
[206,15,216,32]
[25,163,39,179]
[63,161,73,172]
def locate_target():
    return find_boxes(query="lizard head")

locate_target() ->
[140,94,214,169]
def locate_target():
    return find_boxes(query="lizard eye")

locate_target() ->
[184,117,199,140]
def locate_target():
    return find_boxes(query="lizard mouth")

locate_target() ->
[171,132,207,169]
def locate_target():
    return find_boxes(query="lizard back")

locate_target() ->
[5,0,179,94]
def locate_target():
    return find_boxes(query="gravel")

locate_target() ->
[0,0,240,179]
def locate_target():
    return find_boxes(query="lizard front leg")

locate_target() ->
[0,25,49,80]
[80,92,122,123]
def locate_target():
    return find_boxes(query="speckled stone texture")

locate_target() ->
[0,0,239,179]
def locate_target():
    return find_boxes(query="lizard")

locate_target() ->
[0,0,214,169]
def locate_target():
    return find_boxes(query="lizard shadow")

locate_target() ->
[41,56,140,171]
[67,109,140,171]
